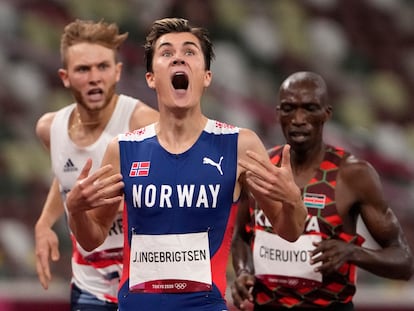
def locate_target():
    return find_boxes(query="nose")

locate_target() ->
[173,59,185,65]
[291,108,307,125]
[88,67,102,83]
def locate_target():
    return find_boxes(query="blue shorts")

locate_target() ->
[71,283,118,311]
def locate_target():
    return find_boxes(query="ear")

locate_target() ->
[203,70,212,88]
[325,104,333,121]
[145,72,156,89]
[58,68,70,88]
[115,62,123,83]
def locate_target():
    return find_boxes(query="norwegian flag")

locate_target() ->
[129,161,150,177]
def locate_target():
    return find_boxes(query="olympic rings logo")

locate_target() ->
[174,282,187,290]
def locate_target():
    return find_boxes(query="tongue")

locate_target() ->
[88,92,103,101]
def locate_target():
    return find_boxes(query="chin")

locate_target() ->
[288,141,311,152]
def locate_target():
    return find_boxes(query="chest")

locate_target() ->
[120,132,238,211]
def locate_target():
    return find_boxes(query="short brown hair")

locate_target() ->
[143,18,214,72]
[60,19,128,67]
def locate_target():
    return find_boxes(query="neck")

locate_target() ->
[156,115,208,154]
[70,94,119,132]
[291,142,326,171]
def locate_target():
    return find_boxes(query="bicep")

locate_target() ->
[236,128,268,201]
[101,137,121,174]
[237,128,268,164]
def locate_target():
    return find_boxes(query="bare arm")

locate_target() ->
[66,138,124,251]
[34,177,64,289]
[348,159,413,279]
[35,112,63,231]
[237,129,307,242]
[231,189,255,310]
[34,112,64,289]
[312,157,413,280]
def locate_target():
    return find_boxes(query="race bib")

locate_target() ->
[253,230,322,289]
[129,232,212,293]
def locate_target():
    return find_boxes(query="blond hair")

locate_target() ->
[60,19,128,67]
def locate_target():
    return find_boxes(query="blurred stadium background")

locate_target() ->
[0,0,414,310]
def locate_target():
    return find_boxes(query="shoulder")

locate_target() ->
[129,98,159,130]
[238,127,262,149]
[36,108,69,150]
[237,127,269,163]
[339,153,381,187]
[35,111,57,140]
[119,123,156,142]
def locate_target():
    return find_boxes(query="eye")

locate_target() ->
[76,66,89,73]
[98,63,110,70]
[161,50,172,57]
[184,49,195,56]
[304,104,322,113]
[279,104,295,114]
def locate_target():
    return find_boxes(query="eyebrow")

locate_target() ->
[73,60,110,68]
[158,41,200,50]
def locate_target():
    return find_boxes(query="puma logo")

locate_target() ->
[203,156,224,175]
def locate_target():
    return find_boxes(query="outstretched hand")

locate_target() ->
[66,158,124,215]
[240,144,300,204]
[239,144,306,241]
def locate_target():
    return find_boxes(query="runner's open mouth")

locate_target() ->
[87,88,103,95]
[171,72,189,90]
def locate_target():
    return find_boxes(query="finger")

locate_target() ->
[245,172,271,188]
[238,158,256,173]
[80,164,114,190]
[77,169,121,203]
[87,177,124,205]
[310,241,323,256]
[246,285,254,302]
[99,172,124,190]
[231,285,243,309]
[311,254,323,265]
[36,261,49,289]
[92,164,116,182]
[78,158,93,182]
[280,144,292,171]
[36,253,51,289]
[50,243,60,261]
[94,195,124,208]
[245,150,274,172]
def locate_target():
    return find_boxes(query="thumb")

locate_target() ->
[280,144,292,170]
[78,158,93,181]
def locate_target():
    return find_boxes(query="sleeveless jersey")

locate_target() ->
[247,145,364,308]
[117,119,239,311]
[50,94,138,303]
